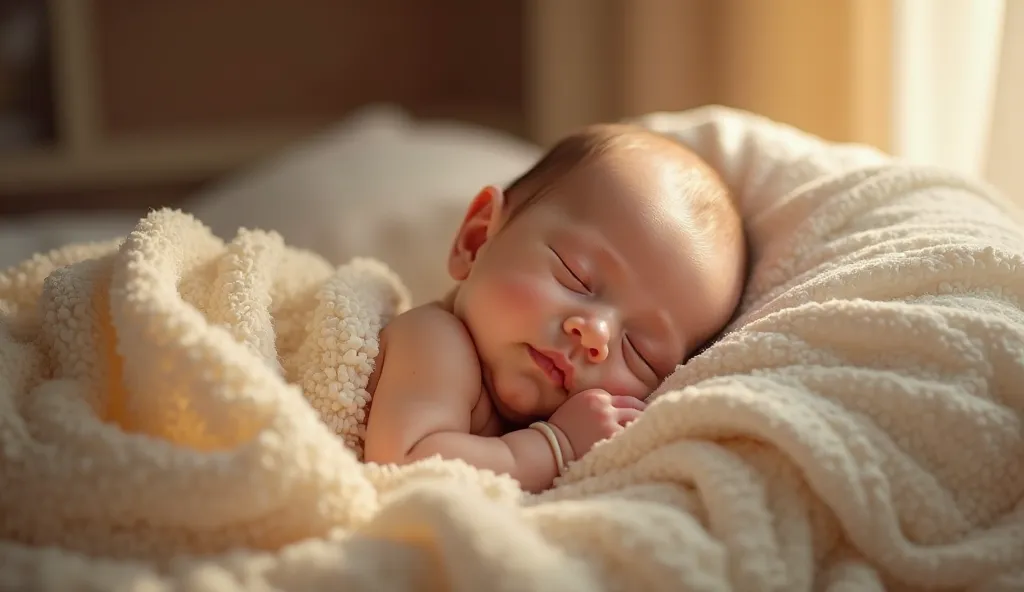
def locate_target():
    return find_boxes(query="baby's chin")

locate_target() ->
[488,386,534,427]
[495,400,533,428]
[482,369,542,427]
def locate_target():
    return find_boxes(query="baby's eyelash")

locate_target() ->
[551,248,589,290]
[626,337,655,373]
[564,264,587,289]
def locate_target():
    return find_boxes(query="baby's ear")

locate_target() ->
[448,186,506,281]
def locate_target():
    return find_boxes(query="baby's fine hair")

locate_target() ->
[502,123,745,264]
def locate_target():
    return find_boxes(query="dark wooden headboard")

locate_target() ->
[0,0,528,216]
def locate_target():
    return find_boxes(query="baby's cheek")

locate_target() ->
[490,274,552,315]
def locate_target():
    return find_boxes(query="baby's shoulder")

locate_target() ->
[380,303,481,380]
[384,303,472,346]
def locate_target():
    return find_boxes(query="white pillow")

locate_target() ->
[189,104,543,304]
[0,212,139,269]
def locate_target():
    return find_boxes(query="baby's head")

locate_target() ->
[445,123,746,424]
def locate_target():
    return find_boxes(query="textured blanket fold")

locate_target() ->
[2,106,1024,591]
[0,212,414,560]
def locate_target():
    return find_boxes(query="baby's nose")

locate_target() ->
[563,315,610,362]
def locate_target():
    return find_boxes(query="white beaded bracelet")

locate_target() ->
[529,421,568,475]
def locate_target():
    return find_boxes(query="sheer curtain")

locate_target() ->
[891,0,1022,202]
[984,1,1023,202]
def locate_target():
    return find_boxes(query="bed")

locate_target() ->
[3,104,1024,591]
[4,4,1023,592]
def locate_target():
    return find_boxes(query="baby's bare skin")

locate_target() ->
[363,126,746,492]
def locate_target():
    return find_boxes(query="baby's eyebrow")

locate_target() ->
[591,241,625,278]
[559,225,621,271]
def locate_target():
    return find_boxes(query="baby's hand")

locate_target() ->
[548,389,646,461]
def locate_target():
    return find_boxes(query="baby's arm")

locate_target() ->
[363,306,569,493]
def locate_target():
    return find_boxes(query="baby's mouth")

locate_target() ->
[527,346,566,390]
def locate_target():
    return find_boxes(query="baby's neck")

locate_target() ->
[437,288,458,314]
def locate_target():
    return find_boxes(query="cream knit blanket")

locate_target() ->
[2,107,1023,591]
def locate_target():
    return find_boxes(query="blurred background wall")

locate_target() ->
[0,0,1018,220]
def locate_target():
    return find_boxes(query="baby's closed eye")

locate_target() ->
[623,336,658,384]
[549,247,590,294]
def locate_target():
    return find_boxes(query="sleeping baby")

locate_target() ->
[363,123,747,492]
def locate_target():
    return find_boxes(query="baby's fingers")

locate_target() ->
[611,395,647,411]
[616,408,644,427]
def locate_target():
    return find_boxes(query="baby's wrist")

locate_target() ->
[545,422,576,464]
[528,421,575,476]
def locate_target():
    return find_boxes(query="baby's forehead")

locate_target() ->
[555,149,715,215]
[551,187,708,256]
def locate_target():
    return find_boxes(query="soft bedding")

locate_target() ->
[1,106,1023,591]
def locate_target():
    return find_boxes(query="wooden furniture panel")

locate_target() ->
[0,0,527,202]
[0,0,893,212]
[94,0,523,136]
